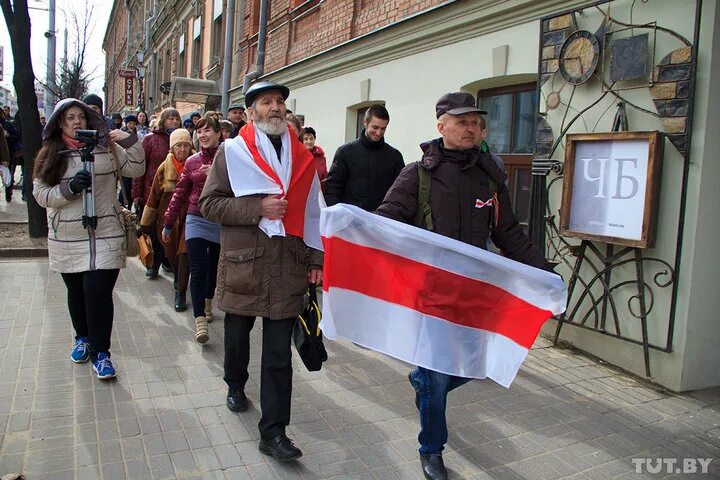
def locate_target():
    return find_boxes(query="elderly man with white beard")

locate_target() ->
[199,81,324,462]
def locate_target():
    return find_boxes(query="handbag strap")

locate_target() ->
[109,143,131,209]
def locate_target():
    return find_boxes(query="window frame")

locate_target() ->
[192,15,203,77]
[477,82,537,230]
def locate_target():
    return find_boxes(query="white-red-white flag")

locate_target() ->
[320,204,567,388]
[225,122,324,250]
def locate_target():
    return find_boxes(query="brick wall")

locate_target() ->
[103,4,129,114]
[237,0,445,81]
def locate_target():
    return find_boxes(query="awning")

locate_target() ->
[169,77,222,110]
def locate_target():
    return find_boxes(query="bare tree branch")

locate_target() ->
[53,0,95,100]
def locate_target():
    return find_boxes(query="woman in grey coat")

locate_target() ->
[33,99,145,379]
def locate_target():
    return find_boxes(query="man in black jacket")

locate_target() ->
[376,92,550,480]
[325,104,404,211]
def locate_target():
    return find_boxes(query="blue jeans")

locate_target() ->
[410,366,472,455]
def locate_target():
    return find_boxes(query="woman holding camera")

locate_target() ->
[33,99,145,380]
[163,114,222,344]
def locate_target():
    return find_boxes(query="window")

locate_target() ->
[211,0,223,63]
[478,83,537,230]
[249,0,261,35]
[178,33,186,77]
[163,48,171,83]
[355,107,368,139]
[192,16,202,76]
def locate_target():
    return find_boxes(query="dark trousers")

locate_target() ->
[6,158,24,200]
[60,269,120,360]
[150,229,166,272]
[118,177,133,209]
[173,253,190,295]
[185,238,220,317]
[224,314,295,440]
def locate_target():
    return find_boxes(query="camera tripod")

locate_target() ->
[59,140,98,232]
[79,144,97,231]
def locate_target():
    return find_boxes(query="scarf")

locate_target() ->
[171,154,185,176]
[224,122,323,250]
[62,133,86,150]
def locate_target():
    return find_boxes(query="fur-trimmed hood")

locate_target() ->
[42,98,110,146]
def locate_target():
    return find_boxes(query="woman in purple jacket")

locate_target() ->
[163,114,222,344]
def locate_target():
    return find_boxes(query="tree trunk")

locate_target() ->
[1,0,48,237]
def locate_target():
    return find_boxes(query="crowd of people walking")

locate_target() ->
[16,73,546,480]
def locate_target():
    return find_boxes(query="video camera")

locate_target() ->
[75,129,99,147]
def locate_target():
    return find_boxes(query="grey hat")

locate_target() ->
[244,81,290,108]
[43,98,110,145]
[435,92,487,119]
[228,103,245,112]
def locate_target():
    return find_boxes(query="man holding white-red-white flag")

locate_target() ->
[199,81,323,463]
[319,92,567,480]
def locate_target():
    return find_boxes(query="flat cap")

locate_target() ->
[435,92,487,119]
[244,81,290,108]
[228,103,245,111]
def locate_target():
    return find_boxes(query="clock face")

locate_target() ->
[559,30,600,85]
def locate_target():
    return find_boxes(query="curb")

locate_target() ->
[0,248,48,258]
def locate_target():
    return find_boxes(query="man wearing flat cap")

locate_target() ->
[199,81,323,462]
[376,92,550,480]
[227,103,247,138]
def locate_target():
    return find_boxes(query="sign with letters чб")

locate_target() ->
[559,131,664,249]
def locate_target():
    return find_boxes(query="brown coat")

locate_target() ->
[140,154,188,260]
[199,143,323,319]
[376,138,549,270]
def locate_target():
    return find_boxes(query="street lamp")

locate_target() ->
[136,51,146,111]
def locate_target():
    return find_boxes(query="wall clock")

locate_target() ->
[559,30,600,85]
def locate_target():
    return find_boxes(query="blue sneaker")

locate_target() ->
[70,337,90,363]
[92,352,116,380]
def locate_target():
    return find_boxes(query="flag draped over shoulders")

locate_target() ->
[319,204,567,388]
[224,122,324,250]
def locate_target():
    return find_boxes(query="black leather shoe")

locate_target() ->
[408,371,419,410]
[226,390,248,412]
[174,292,187,312]
[259,435,303,461]
[420,454,448,480]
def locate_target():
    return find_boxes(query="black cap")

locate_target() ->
[244,81,290,108]
[190,111,201,119]
[82,94,103,112]
[124,114,138,124]
[435,92,487,119]
[228,103,245,112]
[183,118,194,128]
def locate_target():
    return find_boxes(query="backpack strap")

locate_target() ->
[487,175,500,237]
[414,163,433,231]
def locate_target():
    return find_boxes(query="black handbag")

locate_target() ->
[293,285,328,371]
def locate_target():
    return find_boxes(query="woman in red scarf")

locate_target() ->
[140,129,195,312]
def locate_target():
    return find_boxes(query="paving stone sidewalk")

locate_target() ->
[0,259,718,480]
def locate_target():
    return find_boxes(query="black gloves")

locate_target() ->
[68,170,92,194]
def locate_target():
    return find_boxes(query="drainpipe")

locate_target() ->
[221,0,237,113]
[125,0,131,66]
[145,0,159,112]
[242,0,269,97]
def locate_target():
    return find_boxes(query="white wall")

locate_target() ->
[287,21,539,164]
[285,0,719,391]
